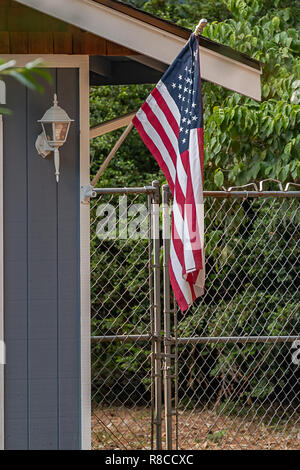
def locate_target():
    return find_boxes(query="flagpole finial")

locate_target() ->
[194,18,208,36]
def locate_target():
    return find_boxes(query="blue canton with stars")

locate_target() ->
[161,33,203,154]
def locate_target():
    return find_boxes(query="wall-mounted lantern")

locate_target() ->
[35,93,74,183]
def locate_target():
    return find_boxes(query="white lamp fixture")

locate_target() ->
[35,93,74,182]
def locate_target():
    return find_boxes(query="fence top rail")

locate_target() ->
[203,190,300,198]
[93,186,156,196]
[91,334,151,343]
[173,335,300,344]
[93,187,300,198]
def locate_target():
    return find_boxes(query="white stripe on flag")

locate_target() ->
[183,198,196,273]
[156,81,181,125]
[189,128,203,205]
[146,94,178,148]
[146,93,188,199]
[189,128,205,252]
[135,109,176,185]
[170,237,193,306]
[189,128,205,288]
[172,192,195,262]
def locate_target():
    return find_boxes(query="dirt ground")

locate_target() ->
[92,406,300,450]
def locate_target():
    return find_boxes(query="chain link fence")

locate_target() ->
[90,182,300,450]
[164,186,300,450]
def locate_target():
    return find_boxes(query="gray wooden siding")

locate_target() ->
[3,69,81,449]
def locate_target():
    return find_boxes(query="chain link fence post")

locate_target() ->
[151,180,163,450]
[148,190,155,450]
[162,184,173,450]
[173,293,179,451]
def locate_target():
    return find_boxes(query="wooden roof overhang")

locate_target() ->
[3,0,262,100]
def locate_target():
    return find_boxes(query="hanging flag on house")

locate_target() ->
[133,33,205,312]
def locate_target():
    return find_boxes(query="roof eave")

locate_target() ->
[15,0,262,100]
[93,0,262,71]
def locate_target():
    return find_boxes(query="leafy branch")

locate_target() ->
[0,58,51,114]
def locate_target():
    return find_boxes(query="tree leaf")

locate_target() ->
[214,170,224,188]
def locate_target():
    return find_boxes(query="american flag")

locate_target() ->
[133,33,205,312]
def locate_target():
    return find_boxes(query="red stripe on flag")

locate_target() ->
[174,186,185,219]
[183,147,204,273]
[187,277,197,302]
[152,88,179,138]
[180,149,189,175]
[169,261,189,312]
[171,213,184,268]
[133,115,174,193]
[142,102,177,167]
[198,127,204,181]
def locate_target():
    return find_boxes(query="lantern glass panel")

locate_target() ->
[42,122,54,143]
[54,122,69,143]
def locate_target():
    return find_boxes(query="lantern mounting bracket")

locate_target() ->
[35,132,53,158]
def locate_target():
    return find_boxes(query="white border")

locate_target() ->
[0,55,91,449]
[15,0,261,101]
[0,114,4,451]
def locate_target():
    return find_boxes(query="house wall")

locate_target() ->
[3,68,82,449]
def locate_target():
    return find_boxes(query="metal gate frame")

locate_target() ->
[91,181,163,450]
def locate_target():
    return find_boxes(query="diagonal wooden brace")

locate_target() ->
[91,121,134,187]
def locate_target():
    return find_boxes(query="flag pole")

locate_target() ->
[194,18,208,36]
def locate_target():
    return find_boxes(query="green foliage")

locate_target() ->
[0,58,51,114]
[134,0,230,27]
[199,0,300,187]
[207,429,227,443]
